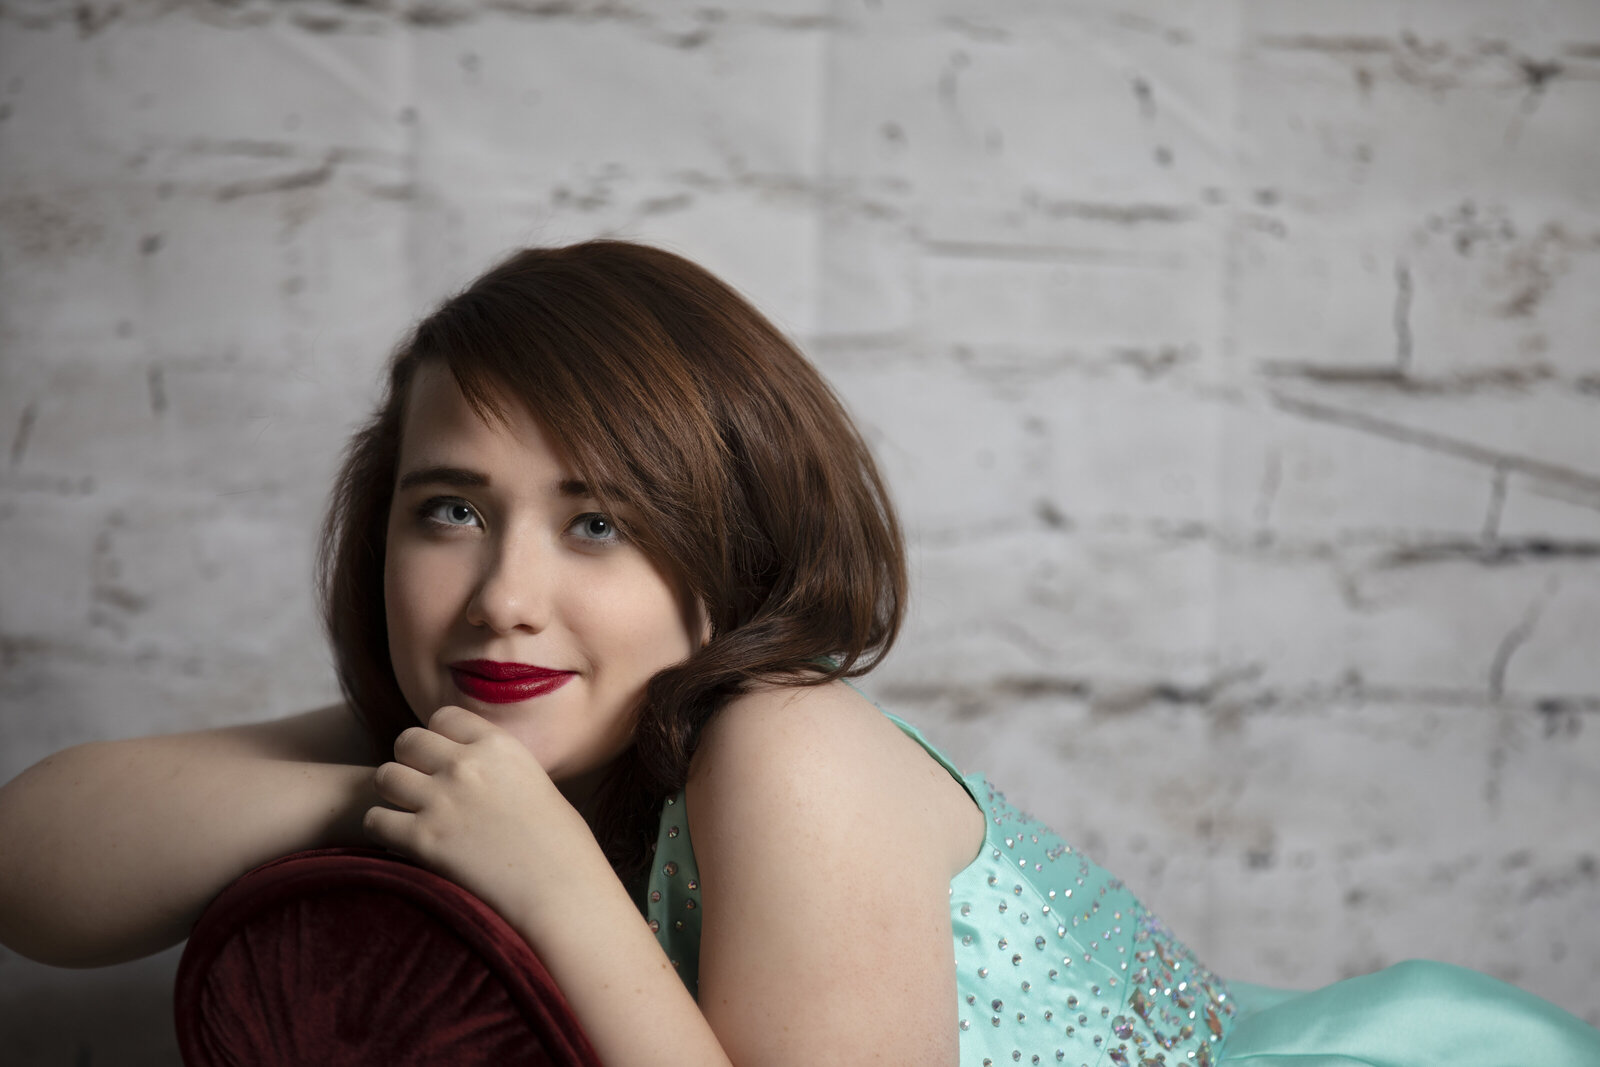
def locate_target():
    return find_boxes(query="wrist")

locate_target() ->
[500,824,626,946]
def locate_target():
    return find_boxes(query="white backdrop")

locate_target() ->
[2,1,1598,1060]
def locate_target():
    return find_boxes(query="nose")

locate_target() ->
[463,529,553,635]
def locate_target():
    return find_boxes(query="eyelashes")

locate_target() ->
[569,513,620,543]
[414,496,624,545]
[418,497,480,529]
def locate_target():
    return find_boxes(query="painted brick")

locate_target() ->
[1218,391,1497,539]
[886,528,1220,692]
[3,0,1599,1049]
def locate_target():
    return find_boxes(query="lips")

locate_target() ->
[448,660,576,704]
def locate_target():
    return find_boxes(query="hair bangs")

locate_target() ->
[409,269,729,588]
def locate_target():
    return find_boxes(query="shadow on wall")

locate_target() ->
[0,947,181,1066]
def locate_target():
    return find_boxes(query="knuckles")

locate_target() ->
[427,704,476,735]
[372,761,401,795]
[361,805,390,841]
[395,725,430,751]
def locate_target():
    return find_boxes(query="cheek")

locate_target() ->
[582,567,699,664]
[387,533,465,613]
[383,542,458,687]
[383,539,418,648]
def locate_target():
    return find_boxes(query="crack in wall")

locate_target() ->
[146,366,168,417]
[1393,259,1413,373]
[1023,193,1197,226]
[1269,391,1600,497]
[216,157,337,201]
[1381,538,1600,566]
[9,402,37,466]
[1261,362,1575,396]
[913,507,1600,562]
[1254,448,1281,534]
[919,236,1187,269]
[1488,577,1559,701]
[1256,32,1574,95]
[877,673,1600,716]
[1482,466,1508,541]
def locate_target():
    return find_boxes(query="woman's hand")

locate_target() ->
[364,704,606,938]
[367,704,734,1067]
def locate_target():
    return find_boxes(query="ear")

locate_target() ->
[679,586,713,650]
[696,601,713,648]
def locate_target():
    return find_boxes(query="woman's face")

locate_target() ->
[383,362,703,805]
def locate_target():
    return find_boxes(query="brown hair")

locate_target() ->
[319,240,906,877]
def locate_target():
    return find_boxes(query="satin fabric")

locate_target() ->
[1223,962,1600,1065]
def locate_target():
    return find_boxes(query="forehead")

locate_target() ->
[397,362,570,475]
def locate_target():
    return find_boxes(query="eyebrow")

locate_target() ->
[395,466,603,501]
[396,466,489,492]
[556,478,598,499]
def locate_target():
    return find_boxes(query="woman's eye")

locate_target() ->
[421,499,480,528]
[569,513,620,543]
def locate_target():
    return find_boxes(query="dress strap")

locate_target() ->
[880,711,979,804]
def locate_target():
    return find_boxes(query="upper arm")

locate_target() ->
[217,702,378,765]
[686,684,961,1067]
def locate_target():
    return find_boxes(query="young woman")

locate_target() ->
[1,241,1595,1066]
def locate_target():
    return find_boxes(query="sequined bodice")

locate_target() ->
[644,713,1236,1067]
[948,773,1236,1066]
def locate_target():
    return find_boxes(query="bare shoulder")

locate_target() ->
[692,681,910,805]
[691,679,898,779]
[688,679,978,877]
[209,703,377,765]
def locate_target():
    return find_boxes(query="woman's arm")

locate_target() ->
[0,704,380,967]
[364,684,974,1066]
[687,682,974,1066]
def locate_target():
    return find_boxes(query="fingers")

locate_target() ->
[423,704,494,744]
[362,803,416,855]
[364,761,437,856]
[392,725,456,774]
[372,760,432,812]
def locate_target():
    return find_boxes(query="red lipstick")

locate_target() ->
[448,660,575,704]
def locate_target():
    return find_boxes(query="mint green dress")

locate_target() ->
[644,712,1600,1066]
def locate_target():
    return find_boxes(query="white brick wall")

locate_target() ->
[2,1,1596,1058]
